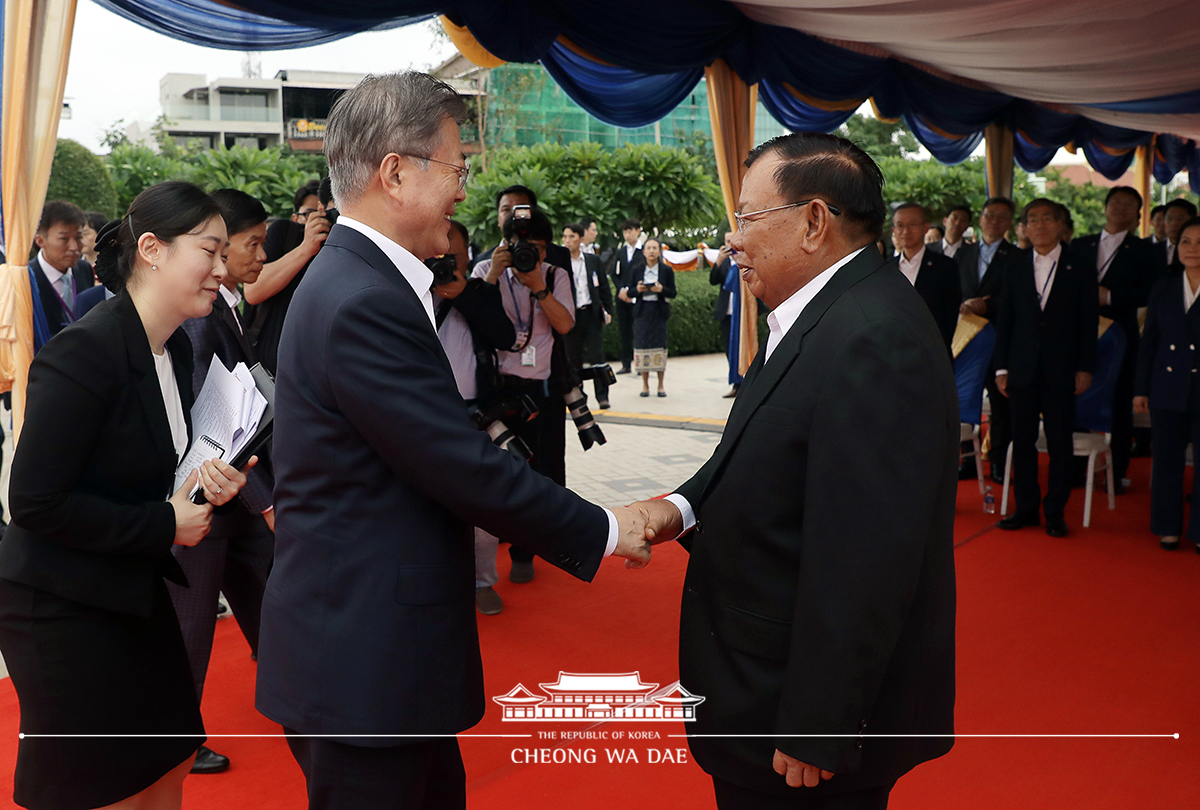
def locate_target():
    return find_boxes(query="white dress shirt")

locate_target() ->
[218,285,243,333]
[1167,240,1177,267]
[898,245,925,287]
[941,238,963,259]
[667,247,868,530]
[338,216,436,331]
[1034,243,1063,311]
[571,254,591,307]
[641,263,660,301]
[1184,272,1199,313]
[153,348,189,463]
[1097,228,1127,283]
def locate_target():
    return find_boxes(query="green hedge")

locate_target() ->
[600,269,767,360]
[46,139,119,218]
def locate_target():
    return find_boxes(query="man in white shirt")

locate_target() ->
[627,132,958,809]
[884,203,961,354]
[928,204,971,259]
[29,200,92,351]
[611,217,644,373]
[562,222,613,407]
[580,217,599,254]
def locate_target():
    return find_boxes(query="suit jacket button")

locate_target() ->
[859,720,868,731]
[1191,345,1196,350]
[1168,366,1173,372]
[856,739,864,750]
[1170,344,1176,351]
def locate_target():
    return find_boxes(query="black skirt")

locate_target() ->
[0,578,205,810]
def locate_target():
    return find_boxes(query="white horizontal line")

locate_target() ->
[19,734,533,739]
[670,734,1180,739]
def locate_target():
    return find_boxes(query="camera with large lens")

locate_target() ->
[470,395,540,460]
[507,204,540,274]
[425,255,458,287]
[323,206,339,226]
[579,363,617,386]
[564,386,606,450]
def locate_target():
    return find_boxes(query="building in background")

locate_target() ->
[131,70,368,151]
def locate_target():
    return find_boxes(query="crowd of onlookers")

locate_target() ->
[880,190,1200,546]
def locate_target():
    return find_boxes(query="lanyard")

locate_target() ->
[504,270,533,341]
[1037,260,1058,306]
[1097,240,1121,278]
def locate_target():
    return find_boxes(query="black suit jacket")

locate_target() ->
[611,244,645,297]
[1135,274,1200,412]
[994,245,1099,389]
[629,262,677,318]
[28,256,95,339]
[1074,231,1154,352]
[711,257,734,320]
[883,249,962,353]
[1154,239,1184,278]
[673,247,958,796]
[0,293,193,617]
[181,292,274,515]
[256,224,610,742]
[955,238,1020,319]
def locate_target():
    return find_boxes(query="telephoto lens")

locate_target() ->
[563,386,606,450]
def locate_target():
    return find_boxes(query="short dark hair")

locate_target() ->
[83,210,108,233]
[892,202,928,222]
[581,218,596,229]
[1150,204,1167,217]
[1019,198,1063,224]
[981,197,1016,216]
[744,132,887,240]
[94,181,222,293]
[1165,198,1198,217]
[1178,216,1200,245]
[37,200,85,233]
[495,184,537,210]
[946,204,972,219]
[926,225,945,240]
[1104,186,1143,209]
[318,176,335,208]
[502,207,553,243]
[293,179,321,212]
[210,188,268,237]
[447,219,469,246]
[563,222,585,238]
[621,218,642,231]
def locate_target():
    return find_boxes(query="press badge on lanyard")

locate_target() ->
[521,345,536,366]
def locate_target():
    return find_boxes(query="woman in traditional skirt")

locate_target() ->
[631,237,677,397]
[0,181,254,810]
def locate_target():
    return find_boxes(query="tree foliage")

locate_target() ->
[102,140,326,217]
[839,114,920,160]
[456,142,724,249]
[877,155,989,221]
[46,139,119,218]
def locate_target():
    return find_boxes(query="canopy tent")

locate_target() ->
[4,0,1200,427]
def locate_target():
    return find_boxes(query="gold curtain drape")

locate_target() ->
[0,0,78,441]
[984,122,1014,200]
[439,15,505,68]
[1135,138,1154,238]
[704,59,758,375]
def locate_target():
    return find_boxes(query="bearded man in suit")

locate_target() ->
[631,132,958,810]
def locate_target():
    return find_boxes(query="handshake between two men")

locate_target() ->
[608,498,686,568]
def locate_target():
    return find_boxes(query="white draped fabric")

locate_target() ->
[735,0,1200,139]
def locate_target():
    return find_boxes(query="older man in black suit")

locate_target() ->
[632,132,958,810]
[884,202,962,355]
[1074,186,1155,488]
[255,72,653,810]
[995,199,1098,537]
[957,196,1020,480]
[563,221,613,407]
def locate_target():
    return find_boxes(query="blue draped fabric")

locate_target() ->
[75,0,1200,185]
[539,41,702,129]
[757,81,858,135]
[954,323,994,426]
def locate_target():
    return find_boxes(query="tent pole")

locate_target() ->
[1135,138,1154,238]
[984,123,1015,200]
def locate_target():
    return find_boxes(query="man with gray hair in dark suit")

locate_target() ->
[255,71,653,809]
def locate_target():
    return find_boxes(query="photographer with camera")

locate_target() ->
[472,206,575,584]
[241,179,332,375]
[431,221,520,615]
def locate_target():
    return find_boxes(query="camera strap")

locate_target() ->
[505,268,535,351]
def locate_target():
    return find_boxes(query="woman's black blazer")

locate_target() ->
[630,263,677,318]
[0,292,193,617]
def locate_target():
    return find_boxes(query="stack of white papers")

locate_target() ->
[173,355,269,494]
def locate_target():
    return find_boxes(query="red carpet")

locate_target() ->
[1,457,1197,808]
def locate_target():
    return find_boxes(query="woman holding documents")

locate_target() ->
[170,188,276,775]
[0,180,252,810]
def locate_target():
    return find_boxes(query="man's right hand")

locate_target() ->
[617,288,632,304]
[995,373,1008,397]
[611,506,652,568]
[301,213,331,258]
[170,470,213,547]
[487,244,513,283]
[1133,395,1150,414]
[629,498,683,544]
[960,297,987,316]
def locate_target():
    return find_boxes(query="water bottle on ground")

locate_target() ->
[983,484,996,514]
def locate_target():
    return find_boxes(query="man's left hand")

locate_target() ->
[773,749,834,788]
[1098,285,1110,306]
[1075,371,1093,396]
